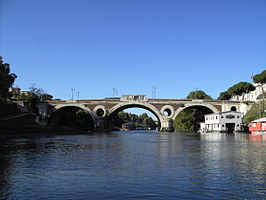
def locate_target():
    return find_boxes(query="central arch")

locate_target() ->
[107,102,164,131]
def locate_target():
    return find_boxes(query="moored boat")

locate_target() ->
[249,117,266,135]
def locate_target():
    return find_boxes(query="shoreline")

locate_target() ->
[0,125,98,137]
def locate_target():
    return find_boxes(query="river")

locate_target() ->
[0,131,265,200]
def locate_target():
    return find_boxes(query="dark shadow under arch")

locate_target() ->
[49,106,95,131]
[230,106,237,111]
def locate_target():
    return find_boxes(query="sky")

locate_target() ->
[1,0,266,101]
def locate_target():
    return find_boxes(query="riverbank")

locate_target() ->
[0,113,94,137]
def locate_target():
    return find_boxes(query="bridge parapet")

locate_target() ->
[121,95,148,102]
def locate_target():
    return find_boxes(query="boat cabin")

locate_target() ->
[249,118,266,134]
[200,111,243,133]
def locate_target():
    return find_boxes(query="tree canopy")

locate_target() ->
[118,111,157,129]
[218,82,255,100]
[174,107,212,131]
[253,70,266,84]
[0,57,17,100]
[17,85,53,113]
[217,91,232,100]
[186,90,212,100]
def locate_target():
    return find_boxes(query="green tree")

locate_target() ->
[217,91,231,100]
[18,85,53,113]
[174,107,212,131]
[139,113,149,121]
[186,90,212,99]
[253,70,266,116]
[218,82,255,100]
[42,93,53,100]
[117,111,157,130]
[143,116,156,128]
[227,82,255,96]
[0,57,17,101]
[76,109,94,130]
[253,70,266,84]
[24,92,39,113]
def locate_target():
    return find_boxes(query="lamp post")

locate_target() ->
[71,88,75,100]
[77,91,79,100]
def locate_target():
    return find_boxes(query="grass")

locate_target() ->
[243,100,266,123]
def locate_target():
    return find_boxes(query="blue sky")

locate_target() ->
[1,0,266,101]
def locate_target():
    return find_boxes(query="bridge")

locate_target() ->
[37,95,254,132]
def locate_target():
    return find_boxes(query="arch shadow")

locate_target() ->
[48,105,95,130]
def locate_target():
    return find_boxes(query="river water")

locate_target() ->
[0,131,265,200]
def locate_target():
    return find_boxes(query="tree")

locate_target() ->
[18,85,53,113]
[217,91,231,100]
[117,111,157,129]
[253,70,266,116]
[217,82,255,100]
[174,107,212,131]
[42,93,53,100]
[228,82,255,96]
[253,70,266,84]
[139,113,149,121]
[0,56,17,101]
[143,116,156,129]
[186,90,212,100]
[24,92,40,113]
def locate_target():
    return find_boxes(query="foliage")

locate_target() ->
[42,94,53,100]
[218,82,255,100]
[174,106,212,131]
[17,85,53,113]
[24,93,40,113]
[0,56,17,101]
[29,84,53,100]
[117,111,157,129]
[253,70,266,84]
[75,109,94,130]
[243,100,266,123]
[228,82,255,95]
[51,107,94,130]
[186,90,212,100]
[217,91,232,100]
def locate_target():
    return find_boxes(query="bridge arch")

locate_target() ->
[107,102,164,130]
[173,103,220,120]
[49,104,96,128]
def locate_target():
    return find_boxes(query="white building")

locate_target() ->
[200,111,243,133]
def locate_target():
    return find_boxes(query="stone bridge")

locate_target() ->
[37,95,254,132]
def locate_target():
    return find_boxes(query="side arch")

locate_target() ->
[173,103,219,120]
[49,104,96,126]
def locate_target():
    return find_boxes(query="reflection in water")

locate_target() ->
[0,132,265,200]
